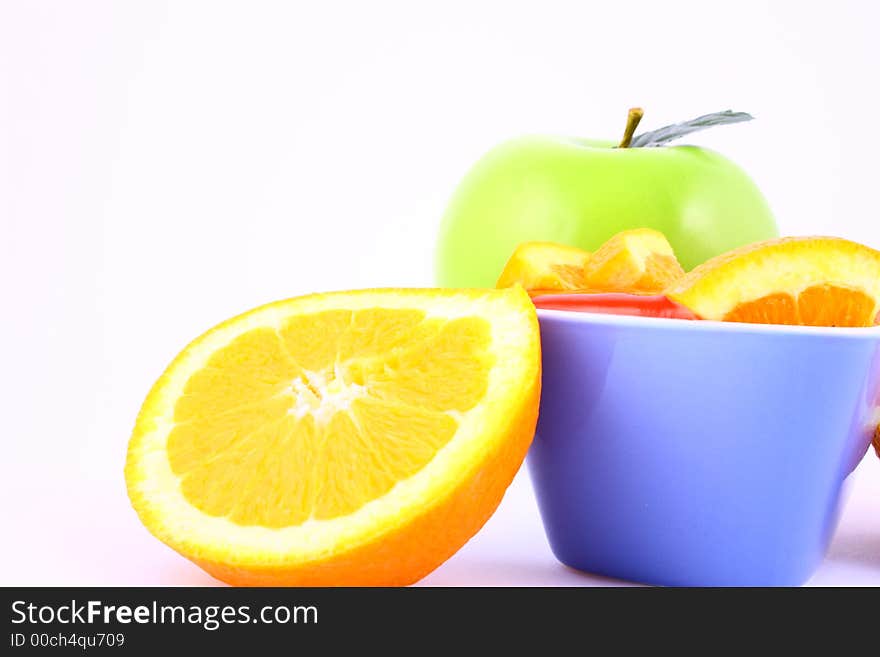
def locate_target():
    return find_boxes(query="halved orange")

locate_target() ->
[496,241,591,292]
[665,236,880,326]
[583,228,685,294]
[125,288,541,586]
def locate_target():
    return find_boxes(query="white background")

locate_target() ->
[2,1,880,585]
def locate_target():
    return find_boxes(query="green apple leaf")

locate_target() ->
[629,110,753,148]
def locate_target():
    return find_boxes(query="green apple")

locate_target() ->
[435,109,778,288]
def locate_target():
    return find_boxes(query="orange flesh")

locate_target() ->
[723,284,877,327]
[166,309,492,528]
[549,263,589,288]
[635,253,686,293]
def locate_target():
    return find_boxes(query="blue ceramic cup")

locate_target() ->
[528,309,880,586]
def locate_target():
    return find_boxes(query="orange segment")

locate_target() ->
[796,284,876,326]
[173,328,299,421]
[356,317,493,412]
[723,285,876,326]
[278,310,352,371]
[496,241,590,292]
[125,288,541,586]
[350,397,457,490]
[584,228,685,294]
[722,292,799,325]
[666,236,880,326]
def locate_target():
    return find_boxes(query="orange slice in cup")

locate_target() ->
[583,228,685,294]
[665,236,880,326]
[496,241,591,293]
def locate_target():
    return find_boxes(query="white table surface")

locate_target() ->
[3,452,878,587]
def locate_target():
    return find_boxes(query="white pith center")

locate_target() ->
[285,366,365,424]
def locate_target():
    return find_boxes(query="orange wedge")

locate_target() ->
[125,288,541,586]
[665,236,880,326]
[496,241,591,292]
[584,228,685,294]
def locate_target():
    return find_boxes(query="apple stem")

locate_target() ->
[617,107,644,148]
